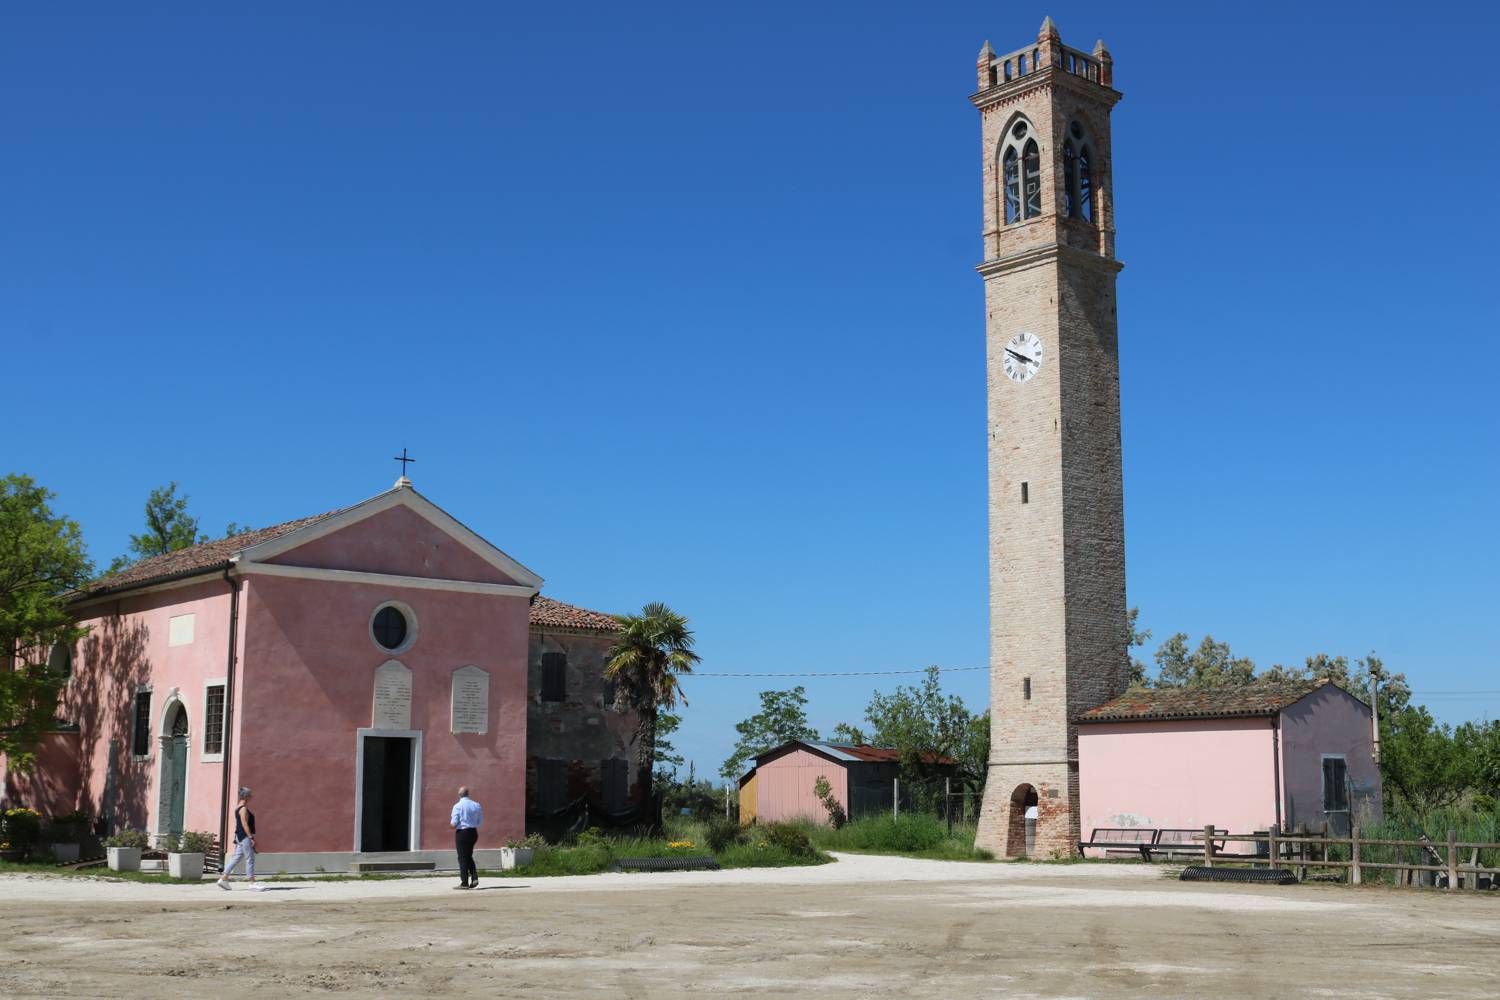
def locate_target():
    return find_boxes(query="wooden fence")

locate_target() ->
[1196,824,1500,891]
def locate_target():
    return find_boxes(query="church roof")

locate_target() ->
[80,510,343,597]
[528,595,621,632]
[1077,680,1329,723]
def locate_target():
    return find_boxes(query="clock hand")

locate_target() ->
[1006,348,1036,366]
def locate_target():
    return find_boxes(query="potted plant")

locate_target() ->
[105,829,149,872]
[46,809,91,864]
[500,833,544,870]
[166,830,214,880]
[1,808,43,862]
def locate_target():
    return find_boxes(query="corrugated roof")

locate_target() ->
[1078,680,1328,723]
[754,740,957,767]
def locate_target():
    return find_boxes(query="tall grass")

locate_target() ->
[803,814,994,861]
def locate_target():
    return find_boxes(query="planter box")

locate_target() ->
[108,847,143,872]
[499,847,534,870]
[50,843,80,864]
[167,852,204,880]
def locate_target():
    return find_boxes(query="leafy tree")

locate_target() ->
[108,482,206,573]
[719,687,819,781]
[654,710,685,777]
[604,602,699,828]
[1152,632,1256,688]
[0,475,92,767]
[838,667,985,791]
[1126,606,1152,687]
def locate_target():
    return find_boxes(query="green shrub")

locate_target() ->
[763,822,817,859]
[104,829,149,849]
[165,830,214,854]
[706,819,744,854]
[1,807,43,855]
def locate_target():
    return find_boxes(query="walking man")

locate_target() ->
[451,786,483,889]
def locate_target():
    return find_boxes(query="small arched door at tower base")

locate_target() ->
[165,704,189,839]
[1007,783,1040,858]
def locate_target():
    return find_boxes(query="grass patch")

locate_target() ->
[0,859,201,884]
[804,814,995,861]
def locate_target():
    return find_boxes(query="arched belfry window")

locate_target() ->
[999,118,1041,225]
[1022,141,1041,219]
[1002,147,1020,224]
[1065,120,1096,223]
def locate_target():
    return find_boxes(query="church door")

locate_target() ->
[166,706,189,838]
[360,736,413,852]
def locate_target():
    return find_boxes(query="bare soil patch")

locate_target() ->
[1,855,1497,997]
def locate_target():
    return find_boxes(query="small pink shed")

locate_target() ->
[1076,680,1382,852]
[743,741,957,825]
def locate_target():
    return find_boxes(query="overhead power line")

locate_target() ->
[692,665,988,678]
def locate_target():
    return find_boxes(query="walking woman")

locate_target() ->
[216,787,263,891]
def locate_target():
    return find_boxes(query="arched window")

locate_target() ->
[999,118,1041,226]
[1002,147,1020,224]
[1078,147,1093,222]
[1022,140,1041,219]
[1063,141,1077,218]
[1064,121,1097,223]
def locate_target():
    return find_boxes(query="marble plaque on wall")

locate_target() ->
[450,665,489,735]
[372,660,412,729]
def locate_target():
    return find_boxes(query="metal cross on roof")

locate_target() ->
[393,448,416,477]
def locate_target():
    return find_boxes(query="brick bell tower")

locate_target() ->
[971,17,1129,858]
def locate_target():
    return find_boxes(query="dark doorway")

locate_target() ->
[360,736,413,852]
[1006,783,1039,858]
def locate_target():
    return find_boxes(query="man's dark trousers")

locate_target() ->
[456,827,478,885]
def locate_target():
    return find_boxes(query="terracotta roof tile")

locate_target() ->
[80,510,344,597]
[528,595,621,632]
[1078,681,1326,723]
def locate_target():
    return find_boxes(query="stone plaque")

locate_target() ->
[451,665,489,735]
[372,660,412,729]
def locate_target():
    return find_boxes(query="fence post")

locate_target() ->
[1351,825,1361,885]
[893,777,899,821]
[1268,823,1278,870]
[1203,825,1216,868]
[945,777,952,836]
[1447,830,1458,891]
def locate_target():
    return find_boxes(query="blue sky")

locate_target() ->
[4,2,1498,781]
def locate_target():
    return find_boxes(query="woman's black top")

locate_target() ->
[234,804,256,842]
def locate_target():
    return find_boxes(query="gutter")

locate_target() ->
[68,563,230,607]
[216,565,242,859]
[1271,715,1283,830]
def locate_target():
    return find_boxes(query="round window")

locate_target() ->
[1012,122,1028,139]
[1070,121,1084,139]
[372,606,409,650]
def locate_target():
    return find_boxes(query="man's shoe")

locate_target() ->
[470,880,479,889]
[454,883,471,889]
[215,879,231,891]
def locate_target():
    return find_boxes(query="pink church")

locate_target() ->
[1,479,626,873]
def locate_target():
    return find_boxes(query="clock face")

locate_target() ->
[1003,332,1043,383]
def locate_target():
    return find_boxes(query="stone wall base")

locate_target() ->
[975,762,1079,859]
[243,849,508,876]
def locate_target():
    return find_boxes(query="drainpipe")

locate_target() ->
[216,566,242,858]
[1271,715,1283,831]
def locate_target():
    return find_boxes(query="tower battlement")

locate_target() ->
[975,17,1113,95]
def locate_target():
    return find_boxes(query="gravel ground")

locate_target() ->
[2,854,1497,998]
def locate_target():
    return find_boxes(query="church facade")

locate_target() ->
[1,479,641,873]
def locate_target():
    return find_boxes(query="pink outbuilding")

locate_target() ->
[1076,680,1382,853]
[0,479,640,873]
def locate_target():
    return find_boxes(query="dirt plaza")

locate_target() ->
[2,855,1498,998]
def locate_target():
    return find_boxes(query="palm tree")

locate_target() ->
[604,602,700,829]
